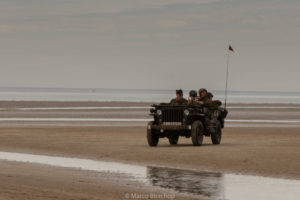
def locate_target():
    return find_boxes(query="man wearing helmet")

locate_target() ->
[197,88,211,104]
[170,89,188,105]
[188,90,199,105]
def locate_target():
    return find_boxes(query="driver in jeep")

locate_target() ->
[170,89,188,105]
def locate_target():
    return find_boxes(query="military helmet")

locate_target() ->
[189,90,197,97]
[176,89,183,95]
[198,88,207,95]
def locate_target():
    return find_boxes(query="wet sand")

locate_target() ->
[0,160,197,200]
[0,101,299,199]
[1,152,299,200]
[0,126,299,180]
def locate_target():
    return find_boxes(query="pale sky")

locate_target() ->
[0,0,300,91]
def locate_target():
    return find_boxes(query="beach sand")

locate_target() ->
[0,126,299,179]
[0,126,299,199]
[0,101,299,199]
[0,160,198,200]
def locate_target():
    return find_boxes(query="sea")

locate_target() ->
[0,87,299,104]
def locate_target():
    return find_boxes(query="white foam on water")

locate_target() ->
[0,118,149,122]
[14,106,150,111]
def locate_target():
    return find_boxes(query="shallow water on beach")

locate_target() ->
[0,152,299,200]
[1,87,300,103]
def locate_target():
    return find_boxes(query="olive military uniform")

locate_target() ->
[188,100,199,105]
[197,96,211,104]
[170,98,188,105]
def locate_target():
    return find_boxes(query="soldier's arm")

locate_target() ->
[183,98,188,105]
[195,100,204,105]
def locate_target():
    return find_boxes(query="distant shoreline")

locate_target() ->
[0,86,299,94]
[0,100,300,107]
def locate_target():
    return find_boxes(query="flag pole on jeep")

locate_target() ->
[225,45,234,109]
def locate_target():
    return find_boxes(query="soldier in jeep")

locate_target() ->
[188,90,200,105]
[197,88,210,104]
[207,92,214,103]
[170,89,188,105]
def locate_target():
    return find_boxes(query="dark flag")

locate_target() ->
[229,45,234,52]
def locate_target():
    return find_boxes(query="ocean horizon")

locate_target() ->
[0,87,299,104]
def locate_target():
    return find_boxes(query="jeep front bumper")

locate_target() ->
[149,124,192,131]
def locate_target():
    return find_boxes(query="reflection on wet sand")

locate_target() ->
[147,166,300,200]
[147,167,224,199]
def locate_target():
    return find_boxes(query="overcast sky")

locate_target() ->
[0,0,299,91]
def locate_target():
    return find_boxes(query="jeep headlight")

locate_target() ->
[184,109,190,116]
[157,110,162,115]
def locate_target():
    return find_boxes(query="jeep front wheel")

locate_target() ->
[147,121,159,146]
[191,120,204,146]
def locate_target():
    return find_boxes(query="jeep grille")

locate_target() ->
[162,109,184,123]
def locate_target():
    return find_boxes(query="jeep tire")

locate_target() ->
[147,121,159,146]
[191,120,204,146]
[211,121,222,144]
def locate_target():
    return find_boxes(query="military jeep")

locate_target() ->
[147,103,228,146]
